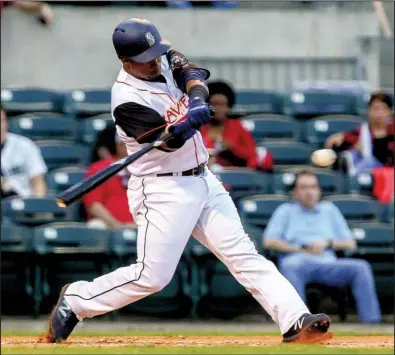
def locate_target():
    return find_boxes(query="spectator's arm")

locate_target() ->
[30,174,46,197]
[88,202,122,229]
[25,141,48,197]
[329,203,357,252]
[14,1,53,25]
[229,121,257,161]
[263,204,301,252]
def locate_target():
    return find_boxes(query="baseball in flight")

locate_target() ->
[311,149,337,167]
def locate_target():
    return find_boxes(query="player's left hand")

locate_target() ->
[167,120,197,142]
[187,97,211,129]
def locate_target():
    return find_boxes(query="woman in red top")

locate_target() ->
[325,91,394,175]
[201,81,273,172]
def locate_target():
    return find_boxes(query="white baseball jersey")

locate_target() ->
[111,54,209,176]
[1,133,47,197]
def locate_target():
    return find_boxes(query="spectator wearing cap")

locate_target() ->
[263,168,381,323]
[200,81,273,172]
[1,104,47,198]
[83,133,135,229]
[325,91,394,175]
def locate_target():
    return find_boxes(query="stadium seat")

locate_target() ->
[304,115,363,147]
[32,222,111,315]
[261,141,312,168]
[79,114,114,145]
[46,167,86,195]
[240,114,301,143]
[109,227,193,318]
[232,90,284,115]
[1,88,63,116]
[283,91,359,118]
[1,196,75,226]
[239,194,289,231]
[36,140,90,170]
[188,237,263,319]
[1,218,35,315]
[8,113,79,142]
[381,203,394,225]
[350,223,394,313]
[324,195,381,223]
[273,168,344,196]
[348,173,373,196]
[63,89,111,117]
[211,167,271,201]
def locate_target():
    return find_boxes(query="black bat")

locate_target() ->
[56,132,174,208]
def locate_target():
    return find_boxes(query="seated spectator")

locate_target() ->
[1,104,47,198]
[83,133,135,229]
[201,81,273,172]
[325,91,394,175]
[90,124,117,163]
[263,169,381,323]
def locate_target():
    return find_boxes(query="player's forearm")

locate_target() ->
[30,174,47,197]
[263,238,302,253]
[89,202,121,229]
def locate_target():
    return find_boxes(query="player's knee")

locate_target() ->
[144,269,173,293]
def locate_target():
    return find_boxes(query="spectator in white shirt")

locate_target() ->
[1,104,47,198]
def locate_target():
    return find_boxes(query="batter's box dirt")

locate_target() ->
[1,335,394,348]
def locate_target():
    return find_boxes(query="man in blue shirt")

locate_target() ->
[263,169,381,323]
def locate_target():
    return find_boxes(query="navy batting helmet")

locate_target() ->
[112,18,171,63]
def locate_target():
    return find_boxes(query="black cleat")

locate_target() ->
[282,313,332,343]
[44,284,79,343]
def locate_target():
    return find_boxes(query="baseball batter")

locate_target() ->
[45,18,331,344]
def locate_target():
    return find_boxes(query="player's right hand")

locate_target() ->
[167,120,197,141]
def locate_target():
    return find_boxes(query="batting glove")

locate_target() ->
[167,120,197,142]
[187,97,211,129]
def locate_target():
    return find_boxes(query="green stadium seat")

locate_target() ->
[381,203,394,225]
[348,173,373,196]
[273,168,344,196]
[1,88,63,116]
[240,114,301,143]
[36,140,90,170]
[188,237,263,319]
[284,91,359,118]
[32,222,111,315]
[324,195,381,223]
[238,194,289,230]
[46,167,86,195]
[232,90,284,115]
[211,167,271,201]
[109,227,193,318]
[1,196,75,226]
[261,141,312,168]
[304,115,363,147]
[79,114,114,145]
[8,113,78,142]
[1,218,35,315]
[350,223,394,313]
[63,89,111,117]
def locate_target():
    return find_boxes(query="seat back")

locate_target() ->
[241,114,301,143]
[324,195,380,223]
[110,227,139,256]
[2,196,75,226]
[1,218,32,252]
[284,91,359,118]
[304,115,363,147]
[239,194,288,230]
[33,222,110,254]
[1,88,63,115]
[233,90,283,115]
[273,168,344,196]
[79,114,115,145]
[348,173,373,196]
[36,140,89,170]
[8,113,78,142]
[261,142,312,166]
[212,167,271,200]
[63,89,111,117]
[46,167,86,195]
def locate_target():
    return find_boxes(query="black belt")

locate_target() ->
[157,164,206,177]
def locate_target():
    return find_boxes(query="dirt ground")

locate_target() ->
[1,335,394,348]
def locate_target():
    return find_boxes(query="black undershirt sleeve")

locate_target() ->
[113,102,185,152]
